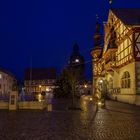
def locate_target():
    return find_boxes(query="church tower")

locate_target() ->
[91,16,103,77]
[68,43,85,81]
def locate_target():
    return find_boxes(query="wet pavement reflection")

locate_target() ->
[0,99,140,140]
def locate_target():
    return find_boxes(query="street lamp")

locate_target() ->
[39,85,42,93]
[99,80,103,83]
[84,84,88,88]
[46,87,50,92]
[84,84,88,95]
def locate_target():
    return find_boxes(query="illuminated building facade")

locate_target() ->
[91,9,140,105]
[0,67,17,97]
[24,68,56,95]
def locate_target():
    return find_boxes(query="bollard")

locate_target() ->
[9,91,18,110]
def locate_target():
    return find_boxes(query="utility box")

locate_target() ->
[9,91,18,110]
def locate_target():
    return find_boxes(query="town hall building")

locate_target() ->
[91,9,140,105]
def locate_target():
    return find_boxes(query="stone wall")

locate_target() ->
[18,101,46,110]
[0,102,9,109]
[109,94,140,106]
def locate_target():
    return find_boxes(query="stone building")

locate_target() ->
[91,9,140,105]
[24,68,56,95]
[0,67,17,97]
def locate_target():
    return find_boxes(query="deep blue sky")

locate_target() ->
[0,0,140,80]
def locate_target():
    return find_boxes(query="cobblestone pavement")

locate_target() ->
[0,99,140,140]
[93,101,140,140]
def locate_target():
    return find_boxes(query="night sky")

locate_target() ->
[0,0,140,80]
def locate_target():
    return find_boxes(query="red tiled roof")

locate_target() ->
[24,68,57,80]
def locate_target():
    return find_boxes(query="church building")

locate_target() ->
[68,43,92,95]
[68,43,85,81]
[24,68,56,95]
[91,9,140,105]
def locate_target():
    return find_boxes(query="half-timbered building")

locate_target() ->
[24,68,57,95]
[91,9,140,105]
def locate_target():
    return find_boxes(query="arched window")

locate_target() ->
[121,71,130,88]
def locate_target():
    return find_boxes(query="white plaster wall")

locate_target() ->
[109,94,140,106]
[116,94,135,104]
[0,71,14,95]
[113,71,120,88]
[106,71,119,88]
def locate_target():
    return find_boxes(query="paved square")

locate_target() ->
[0,100,140,140]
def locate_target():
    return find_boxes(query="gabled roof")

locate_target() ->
[24,68,57,80]
[0,67,16,79]
[111,8,140,25]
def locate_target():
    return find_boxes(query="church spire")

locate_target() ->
[72,43,79,55]
[93,14,102,48]
[109,0,113,9]
[91,15,103,61]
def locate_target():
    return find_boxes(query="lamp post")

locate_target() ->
[39,85,42,93]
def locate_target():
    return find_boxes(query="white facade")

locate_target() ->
[91,9,140,105]
[0,69,16,96]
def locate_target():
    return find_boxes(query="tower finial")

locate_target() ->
[109,0,112,8]
[109,0,112,4]
[96,14,99,21]
[93,14,102,48]
[95,14,100,32]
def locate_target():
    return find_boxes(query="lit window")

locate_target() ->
[0,74,2,79]
[121,71,130,88]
